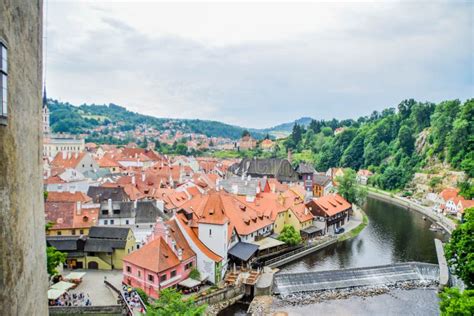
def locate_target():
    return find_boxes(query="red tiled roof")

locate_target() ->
[175,214,222,262]
[440,188,460,202]
[123,237,180,273]
[309,194,351,216]
[47,191,92,203]
[51,152,86,169]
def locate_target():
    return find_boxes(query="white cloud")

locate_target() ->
[45,0,473,128]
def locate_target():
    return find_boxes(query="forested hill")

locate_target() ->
[282,99,473,191]
[251,117,314,138]
[47,99,266,140]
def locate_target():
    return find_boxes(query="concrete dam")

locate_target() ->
[273,262,440,295]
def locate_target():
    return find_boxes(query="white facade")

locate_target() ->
[198,222,229,264]
[238,224,273,243]
[174,217,220,284]
[43,137,85,159]
[45,179,98,193]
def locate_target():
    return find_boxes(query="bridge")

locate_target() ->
[273,262,440,295]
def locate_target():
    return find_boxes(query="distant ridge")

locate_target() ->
[252,117,314,138]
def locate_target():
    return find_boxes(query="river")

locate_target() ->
[221,196,448,315]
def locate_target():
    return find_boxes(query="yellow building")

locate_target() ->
[47,227,136,270]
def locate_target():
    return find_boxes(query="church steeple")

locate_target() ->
[42,86,50,135]
[42,86,47,108]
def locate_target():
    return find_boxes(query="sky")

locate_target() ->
[45,0,473,128]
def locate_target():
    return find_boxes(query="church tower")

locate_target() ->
[42,87,50,135]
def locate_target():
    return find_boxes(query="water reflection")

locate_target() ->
[279,197,447,273]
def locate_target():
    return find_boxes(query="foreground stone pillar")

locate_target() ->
[0,1,48,315]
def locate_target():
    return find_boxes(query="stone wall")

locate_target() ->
[194,285,244,306]
[0,1,48,315]
[49,305,123,315]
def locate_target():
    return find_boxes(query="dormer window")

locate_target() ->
[0,42,7,121]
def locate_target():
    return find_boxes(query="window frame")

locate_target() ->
[0,40,7,123]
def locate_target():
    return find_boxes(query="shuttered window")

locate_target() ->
[0,42,7,119]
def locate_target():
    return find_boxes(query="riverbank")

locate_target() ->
[366,188,456,234]
[267,206,368,268]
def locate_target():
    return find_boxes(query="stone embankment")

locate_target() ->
[267,207,367,268]
[367,190,456,233]
[273,280,438,307]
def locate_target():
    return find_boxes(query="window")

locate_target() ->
[104,220,108,225]
[160,274,167,282]
[125,220,129,225]
[57,231,62,236]
[71,229,76,235]
[79,229,84,235]
[209,229,212,236]
[0,42,7,120]
[102,209,109,215]
[148,275,154,282]
[170,270,177,278]
[126,266,131,273]
[110,219,114,225]
[113,209,120,215]
[185,262,193,270]
[138,270,141,277]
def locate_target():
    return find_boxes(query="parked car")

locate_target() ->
[335,227,345,234]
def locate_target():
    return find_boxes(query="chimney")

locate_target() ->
[177,248,183,261]
[133,199,138,209]
[108,198,113,214]
[132,175,136,185]
[288,149,292,163]
[75,152,79,159]
[62,151,67,159]
[141,172,146,182]
[76,201,82,215]
[67,152,71,159]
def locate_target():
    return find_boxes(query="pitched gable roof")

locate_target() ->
[51,152,87,169]
[123,237,180,273]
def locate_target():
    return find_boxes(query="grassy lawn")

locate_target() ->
[338,210,369,242]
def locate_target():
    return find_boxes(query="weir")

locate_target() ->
[273,262,439,295]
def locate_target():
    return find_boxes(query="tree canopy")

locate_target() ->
[336,169,368,206]
[278,225,302,246]
[146,288,206,316]
[444,207,474,289]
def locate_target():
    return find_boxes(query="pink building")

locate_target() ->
[122,218,196,298]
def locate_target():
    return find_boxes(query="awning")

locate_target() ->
[48,288,66,300]
[301,225,323,235]
[50,281,76,291]
[178,278,201,288]
[228,242,259,261]
[64,272,86,280]
[252,237,285,251]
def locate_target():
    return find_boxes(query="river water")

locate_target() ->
[221,197,448,315]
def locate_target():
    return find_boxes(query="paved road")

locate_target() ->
[64,269,122,306]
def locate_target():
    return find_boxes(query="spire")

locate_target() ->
[42,87,47,108]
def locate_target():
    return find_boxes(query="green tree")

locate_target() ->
[278,225,302,246]
[439,287,474,316]
[189,268,201,280]
[336,169,367,205]
[241,129,250,138]
[46,246,67,276]
[458,181,474,200]
[398,125,415,155]
[146,287,206,316]
[444,207,474,289]
[135,288,150,306]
